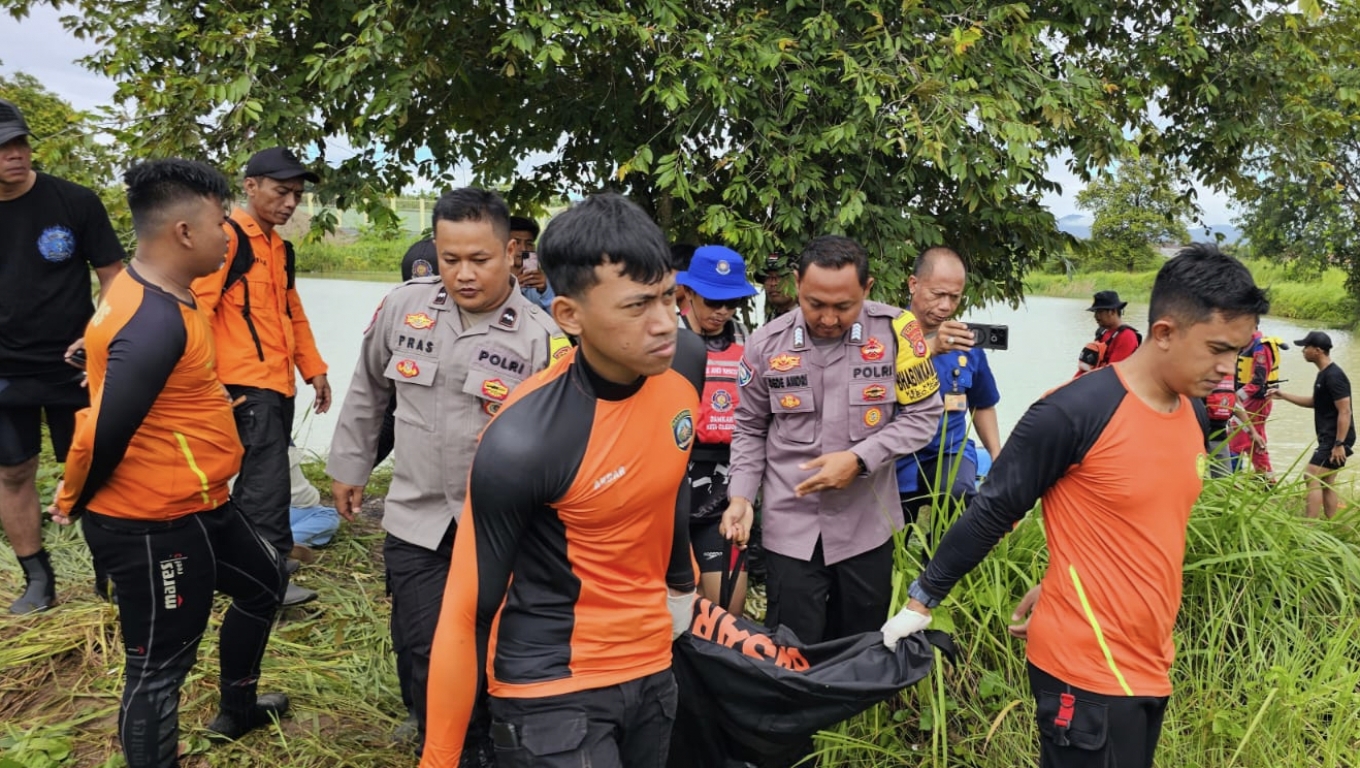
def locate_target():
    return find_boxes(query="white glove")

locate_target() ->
[668,590,696,640]
[880,604,931,649]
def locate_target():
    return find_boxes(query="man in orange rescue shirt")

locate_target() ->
[421,193,703,768]
[52,160,288,767]
[886,243,1269,768]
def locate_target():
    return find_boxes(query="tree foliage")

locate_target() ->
[1232,1,1360,303]
[0,65,129,243]
[0,66,116,189]
[2,0,1342,304]
[1074,156,1192,272]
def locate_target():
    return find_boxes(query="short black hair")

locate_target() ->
[509,215,540,239]
[538,193,671,298]
[1149,243,1270,327]
[432,187,511,242]
[797,235,870,287]
[913,246,964,278]
[124,158,230,237]
[669,243,698,272]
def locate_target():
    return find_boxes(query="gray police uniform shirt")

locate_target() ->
[327,277,568,550]
[728,300,944,565]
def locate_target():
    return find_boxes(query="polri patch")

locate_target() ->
[737,360,753,387]
[779,394,802,409]
[861,337,885,361]
[404,312,435,330]
[862,384,888,401]
[863,407,883,427]
[769,354,802,372]
[395,359,420,378]
[481,379,510,401]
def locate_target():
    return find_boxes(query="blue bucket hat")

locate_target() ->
[677,246,758,301]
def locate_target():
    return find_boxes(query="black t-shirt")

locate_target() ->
[1313,363,1355,446]
[0,173,126,376]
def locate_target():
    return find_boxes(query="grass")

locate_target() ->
[293,231,410,276]
[1025,259,1358,328]
[811,471,1360,767]
[6,445,1360,765]
[0,451,403,768]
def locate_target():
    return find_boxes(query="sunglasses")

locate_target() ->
[698,296,746,311]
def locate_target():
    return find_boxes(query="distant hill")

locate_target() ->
[1055,219,1241,244]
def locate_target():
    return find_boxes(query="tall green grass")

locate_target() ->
[293,232,409,275]
[813,472,1360,766]
[1025,260,1357,328]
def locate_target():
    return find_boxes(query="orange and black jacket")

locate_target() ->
[57,267,242,520]
[189,209,327,397]
[420,344,703,767]
[918,365,1210,697]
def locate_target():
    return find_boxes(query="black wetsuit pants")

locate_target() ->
[83,503,285,768]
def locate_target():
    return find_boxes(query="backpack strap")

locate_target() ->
[284,240,297,290]
[222,218,256,294]
[283,240,297,318]
[221,218,265,362]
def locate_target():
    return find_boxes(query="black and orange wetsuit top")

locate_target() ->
[57,266,242,520]
[918,365,1208,697]
[421,344,703,767]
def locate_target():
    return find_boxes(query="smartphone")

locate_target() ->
[966,323,1009,351]
[67,347,88,370]
[521,252,539,273]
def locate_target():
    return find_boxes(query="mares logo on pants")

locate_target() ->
[159,554,187,609]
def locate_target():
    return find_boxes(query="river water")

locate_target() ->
[289,276,1351,474]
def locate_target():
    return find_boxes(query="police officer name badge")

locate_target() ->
[891,312,940,405]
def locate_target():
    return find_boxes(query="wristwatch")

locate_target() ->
[854,454,868,474]
[908,579,942,609]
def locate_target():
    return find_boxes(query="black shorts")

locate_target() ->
[690,517,743,575]
[0,370,88,465]
[1309,443,1353,471]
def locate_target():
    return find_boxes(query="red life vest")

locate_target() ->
[697,342,745,445]
[1205,373,1236,421]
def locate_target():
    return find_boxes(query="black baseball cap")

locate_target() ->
[0,99,33,146]
[1294,331,1333,351]
[243,147,320,183]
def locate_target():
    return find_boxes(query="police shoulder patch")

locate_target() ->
[737,359,753,387]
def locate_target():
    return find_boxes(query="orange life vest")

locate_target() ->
[697,342,744,445]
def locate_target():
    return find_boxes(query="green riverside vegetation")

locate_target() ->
[1025,259,1358,329]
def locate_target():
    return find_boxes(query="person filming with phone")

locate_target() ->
[896,247,1003,533]
[509,215,553,311]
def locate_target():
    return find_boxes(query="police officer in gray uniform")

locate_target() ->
[724,235,942,645]
[326,188,568,752]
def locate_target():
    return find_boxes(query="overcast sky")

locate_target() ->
[1,6,1237,226]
